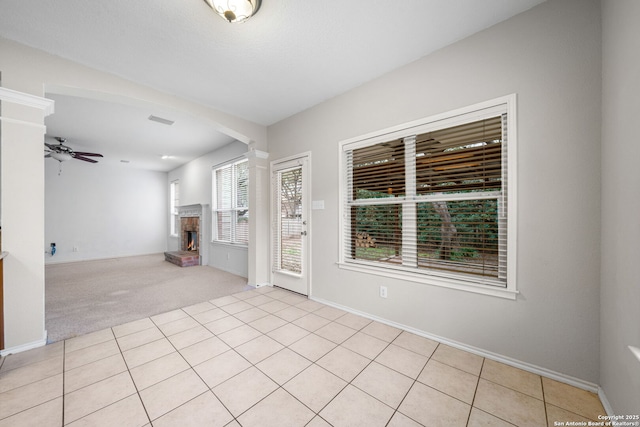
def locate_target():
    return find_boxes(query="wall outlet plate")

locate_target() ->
[380,286,387,298]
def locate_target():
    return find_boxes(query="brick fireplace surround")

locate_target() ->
[165,204,206,267]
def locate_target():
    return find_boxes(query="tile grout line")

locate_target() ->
[61,339,66,426]
[112,325,153,426]
[384,342,442,427]
[466,356,485,426]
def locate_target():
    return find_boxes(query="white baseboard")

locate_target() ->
[254,282,273,288]
[598,387,614,416]
[44,251,164,265]
[310,295,601,394]
[1,333,48,357]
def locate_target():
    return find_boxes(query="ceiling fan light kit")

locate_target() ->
[203,0,261,23]
[45,137,104,174]
[50,151,73,162]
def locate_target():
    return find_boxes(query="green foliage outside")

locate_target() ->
[352,189,499,265]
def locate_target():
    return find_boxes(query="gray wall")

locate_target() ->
[45,160,167,263]
[167,140,249,278]
[600,0,640,414]
[268,0,602,382]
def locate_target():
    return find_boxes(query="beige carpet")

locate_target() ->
[45,253,249,343]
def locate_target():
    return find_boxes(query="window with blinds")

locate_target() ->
[340,97,516,294]
[170,180,179,236]
[212,159,249,245]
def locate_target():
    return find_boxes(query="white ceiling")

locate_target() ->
[0,0,545,171]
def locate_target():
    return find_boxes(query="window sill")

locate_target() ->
[210,240,248,250]
[337,261,518,300]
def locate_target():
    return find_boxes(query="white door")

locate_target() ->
[271,154,310,295]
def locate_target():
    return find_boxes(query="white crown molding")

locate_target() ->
[0,87,55,116]
[244,148,269,160]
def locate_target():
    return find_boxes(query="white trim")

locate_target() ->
[337,261,517,300]
[0,116,48,131]
[270,152,312,295]
[0,335,48,357]
[270,151,312,167]
[310,295,600,394]
[338,94,518,299]
[244,148,269,160]
[0,87,55,116]
[598,387,615,416]
[339,97,512,148]
[210,240,248,250]
[254,282,272,288]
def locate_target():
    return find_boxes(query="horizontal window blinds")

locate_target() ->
[212,159,249,245]
[344,114,507,285]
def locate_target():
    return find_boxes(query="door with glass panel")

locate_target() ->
[271,155,310,295]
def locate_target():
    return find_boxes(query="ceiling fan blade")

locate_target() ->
[73,152,103,157]
[73,155,99,163]
[45,153,52,158]
[45,142,57,150]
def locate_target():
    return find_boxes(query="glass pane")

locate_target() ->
[416,199,500,279]
[236,161,249,208]
[278,167,302,274]
[351,139,405,199]
[349,204,403,264]
[216,211,232,241]
[216,166,233,209]
[415,116,503,195]
[236,209,249,245]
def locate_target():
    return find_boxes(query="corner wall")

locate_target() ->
[600,0,640,414]
[268,0,602,382]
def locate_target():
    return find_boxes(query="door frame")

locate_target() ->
[270,152,311,296]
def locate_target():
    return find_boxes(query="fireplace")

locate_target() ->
[165,204,208,267]
[185,231,198,251]
[180,216,200,253]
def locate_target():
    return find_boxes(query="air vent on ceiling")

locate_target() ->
[148,115,174,126]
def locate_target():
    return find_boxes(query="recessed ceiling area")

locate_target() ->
[44,93,236,172]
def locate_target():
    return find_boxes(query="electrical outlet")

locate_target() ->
[73,246,79,252]
[379,286,387,298]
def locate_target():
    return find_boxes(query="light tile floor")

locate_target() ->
[0,286,607,426]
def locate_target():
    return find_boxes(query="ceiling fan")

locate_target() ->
[45,137,103,163]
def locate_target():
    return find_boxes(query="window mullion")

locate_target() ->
[402,136,417,267]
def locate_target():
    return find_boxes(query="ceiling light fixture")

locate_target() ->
[203,0,261,23]
[50,152,73,162]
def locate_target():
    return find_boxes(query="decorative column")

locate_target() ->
[0,87,54,354]
[245,143,270,287]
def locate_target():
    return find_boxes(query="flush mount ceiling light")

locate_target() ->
[203,0,261,23]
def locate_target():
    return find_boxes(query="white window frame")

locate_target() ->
[338,95,518,300]
[170,180,179,237]
[212,158,249,246]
